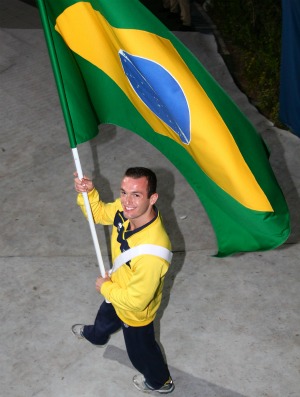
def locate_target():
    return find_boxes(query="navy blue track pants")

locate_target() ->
[83,300,171,389]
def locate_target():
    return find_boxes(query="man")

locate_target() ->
[163,0,192,27]
[72,167,174,394]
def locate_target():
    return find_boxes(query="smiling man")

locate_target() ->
[72,167,174,393]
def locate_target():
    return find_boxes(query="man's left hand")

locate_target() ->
[95,273,111,292]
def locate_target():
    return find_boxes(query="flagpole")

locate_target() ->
[72,148,106,277]
[37,0,106,275]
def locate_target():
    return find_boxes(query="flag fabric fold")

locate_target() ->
[37,0,290,256]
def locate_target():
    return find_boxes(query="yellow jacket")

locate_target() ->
[77,189,172,327]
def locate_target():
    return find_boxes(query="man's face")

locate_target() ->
[120,176,158,225]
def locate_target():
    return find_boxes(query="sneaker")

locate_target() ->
[71,324,85,339]
[71,324,108,348]
[133,374,175,394]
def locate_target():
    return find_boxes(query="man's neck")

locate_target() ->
[129,208,156,231]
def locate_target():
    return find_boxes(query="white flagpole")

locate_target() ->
[72,147,106,278]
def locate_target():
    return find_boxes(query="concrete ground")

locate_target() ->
[1,1,299,396]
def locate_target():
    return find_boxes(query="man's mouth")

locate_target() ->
[124,206,135,211]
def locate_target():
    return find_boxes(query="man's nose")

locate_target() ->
[125,194,132,204]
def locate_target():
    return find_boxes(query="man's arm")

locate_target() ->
[74,172,120,225]
[99,256,169,312]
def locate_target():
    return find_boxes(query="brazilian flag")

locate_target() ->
[37,0,290,256]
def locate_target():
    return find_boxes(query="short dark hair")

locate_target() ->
[124,167,157,198]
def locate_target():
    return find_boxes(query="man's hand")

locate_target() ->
[74,172,94,193]
[95,272,111,293]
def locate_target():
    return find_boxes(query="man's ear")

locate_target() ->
[150,193,158,205]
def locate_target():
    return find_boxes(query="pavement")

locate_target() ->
[1,1,300,397]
